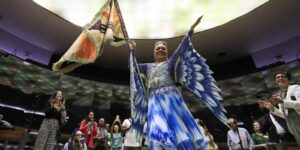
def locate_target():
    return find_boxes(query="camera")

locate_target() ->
[90,119,94,124]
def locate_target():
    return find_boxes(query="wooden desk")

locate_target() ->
[0,127,24,142]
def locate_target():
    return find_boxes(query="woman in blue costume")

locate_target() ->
[129,16,228,150]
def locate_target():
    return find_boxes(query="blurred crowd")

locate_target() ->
[31,70,299,150]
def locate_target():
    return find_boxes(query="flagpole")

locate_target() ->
[114,0,147,94]
[113,0,129,40]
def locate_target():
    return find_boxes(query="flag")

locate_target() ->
[52,0,126,73]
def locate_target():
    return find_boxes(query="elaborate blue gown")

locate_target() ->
[129,31,228,150]
[143,61,208,149]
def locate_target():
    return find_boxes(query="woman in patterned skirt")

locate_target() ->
[34,90,67,150]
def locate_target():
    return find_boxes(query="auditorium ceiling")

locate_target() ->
[0,0,300,83]
[1,0,300,126]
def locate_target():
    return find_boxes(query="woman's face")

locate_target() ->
[88,112,94,120]
[55,91,63,101]
[113,125,119,133]
[154,43,168,63]
[105,123,110,130]
[253,122,260,132]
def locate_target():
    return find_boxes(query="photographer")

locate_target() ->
[64,130,87,150]
[80,110,98,150]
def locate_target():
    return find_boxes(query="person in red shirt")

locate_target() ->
[80,110,98,150]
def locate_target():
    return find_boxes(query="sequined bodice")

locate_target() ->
[146,61,175,90]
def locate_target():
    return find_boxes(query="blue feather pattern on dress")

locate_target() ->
[129,50,147,141]
[171,32,228,127]
[129,31,227,150]
[140,60,208,150]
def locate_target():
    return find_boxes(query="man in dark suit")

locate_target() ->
[260,113,288,150]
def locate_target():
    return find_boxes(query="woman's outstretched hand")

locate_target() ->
[190,16,203,33]
[128,40,136,50]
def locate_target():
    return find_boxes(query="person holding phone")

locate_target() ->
[34,90,68,150]
[80,110,98,150]
[110,116,122,150]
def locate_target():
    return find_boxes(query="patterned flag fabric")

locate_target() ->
[52,0,126,73]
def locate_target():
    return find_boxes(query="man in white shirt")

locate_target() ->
[122,118,141,150]
[227,118,254,150]
[259,71,300,146]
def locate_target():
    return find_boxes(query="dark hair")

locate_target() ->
[274,71,291,80]
[111,121,121,133]
[154,41,167,47]
[84,110,94,123]
[252,120,259,125]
